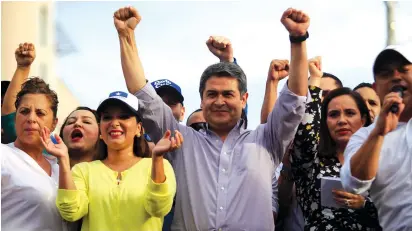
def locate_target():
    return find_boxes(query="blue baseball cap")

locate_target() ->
[151,79,184,104]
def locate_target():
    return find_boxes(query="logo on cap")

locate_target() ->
[109,91,128,98]
[153,79,174,89]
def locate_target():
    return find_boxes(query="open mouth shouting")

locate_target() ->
[71,129,84,142]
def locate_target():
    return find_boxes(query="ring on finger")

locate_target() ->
[345,199,350,207]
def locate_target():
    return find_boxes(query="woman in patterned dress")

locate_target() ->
[290,86,382,231]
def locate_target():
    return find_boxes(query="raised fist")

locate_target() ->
[268,59,289,81]
[281,8,310,37]
[308,56,323,78]
[206,36,234,62]
[113,6,141,36]
[15,43,36,68]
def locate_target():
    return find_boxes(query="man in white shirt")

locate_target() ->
[341,43,412,230]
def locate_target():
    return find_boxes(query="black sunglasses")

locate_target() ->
[189,122,207,131]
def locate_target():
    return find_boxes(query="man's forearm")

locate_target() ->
[260,79,279,124]
[350,129,385,180]
[1,67,30,115]
[119,33,147,94]
[288,42,308,96]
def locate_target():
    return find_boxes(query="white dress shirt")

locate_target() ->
[1,143,68,231]
[341,119,412,230]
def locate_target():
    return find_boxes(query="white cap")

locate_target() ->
[96,91,139,116]
[373,42,412,75]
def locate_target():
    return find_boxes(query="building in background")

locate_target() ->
[1,1,79,130]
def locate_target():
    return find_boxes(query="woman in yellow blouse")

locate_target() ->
[41,91,179,231]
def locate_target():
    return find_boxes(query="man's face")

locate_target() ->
[201,76,247,133]
[158,89,185,122]
[374,62,412,120]
[355,87,381,122]
[320,77,340,101]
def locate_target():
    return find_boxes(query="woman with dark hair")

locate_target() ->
[290,85,381,230]
[50,91,178,231]
[60,107,100,168]
[1,77,67,230]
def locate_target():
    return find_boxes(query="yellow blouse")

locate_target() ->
[56,158,176,231]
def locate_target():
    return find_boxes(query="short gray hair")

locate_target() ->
[199,62,247,98]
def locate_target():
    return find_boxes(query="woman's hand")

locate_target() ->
[40,126,69,160]
[152,130,183,157]
[333,189,365,209]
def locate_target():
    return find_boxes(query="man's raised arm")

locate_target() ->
[282,8,309,97]
[262,8,310,165]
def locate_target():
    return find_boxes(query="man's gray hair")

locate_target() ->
[199,62,247,98]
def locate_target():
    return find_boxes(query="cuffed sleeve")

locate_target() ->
[144,159,176,218]
[340,153,374,195]
[264,83,310,166]
[56,164,89,222]
[134,83,187,144]
[341,126,375,194]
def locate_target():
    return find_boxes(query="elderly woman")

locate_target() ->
[1,77,67,230]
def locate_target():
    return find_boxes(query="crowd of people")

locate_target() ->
[1,5,412,231]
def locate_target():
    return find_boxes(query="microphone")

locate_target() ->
[390,85,405,113]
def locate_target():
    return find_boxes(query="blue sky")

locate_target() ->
[56,1,412,129]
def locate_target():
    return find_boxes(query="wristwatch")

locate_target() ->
[289,31,309,43]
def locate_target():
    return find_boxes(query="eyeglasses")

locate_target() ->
[189,122,207,131]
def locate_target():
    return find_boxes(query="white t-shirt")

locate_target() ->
[1,143,68,231]
[341,119,412,231]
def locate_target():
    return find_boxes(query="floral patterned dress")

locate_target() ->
[290,86,381,231]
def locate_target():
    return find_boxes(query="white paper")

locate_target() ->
[320,176,344,208]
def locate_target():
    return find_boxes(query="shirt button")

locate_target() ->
[223,152,227,155]
[219,206,224,210]
[218,229,222,231]
[222,168,226,173]
[220,186,225,190]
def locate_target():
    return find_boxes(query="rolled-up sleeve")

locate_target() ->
[56,164,89,222]
[341,126,375,194]
[144,159,176,218]
[264,83,309,166]
[133,83,186,144]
